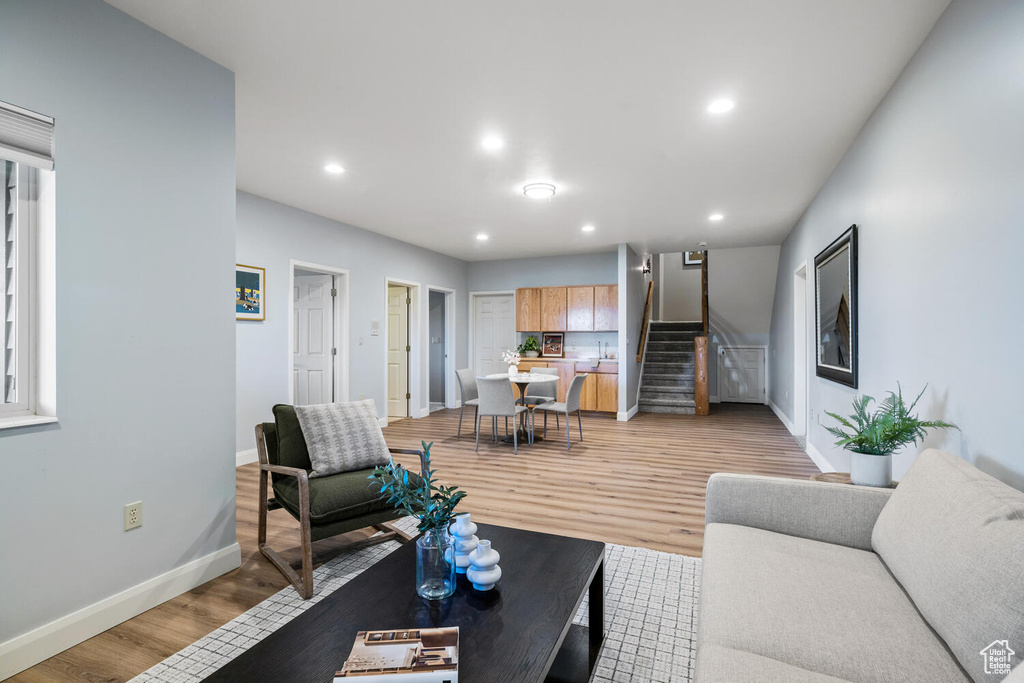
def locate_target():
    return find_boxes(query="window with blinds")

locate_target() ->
[0,99,54,424]
[3,159,15,404]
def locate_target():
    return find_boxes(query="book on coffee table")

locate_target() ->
[333,627,459,682]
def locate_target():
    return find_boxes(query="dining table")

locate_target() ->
[485,371,559,444]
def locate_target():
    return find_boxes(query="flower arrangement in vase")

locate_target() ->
[824,383,956,487]
[370,441,467,600]
[501,349,521,376]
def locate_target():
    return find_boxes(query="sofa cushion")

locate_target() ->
[695,644,853,683]
[294,400,390,477]
[272,466,393,525]
[872,449,1024,682]
[698,523,967,683]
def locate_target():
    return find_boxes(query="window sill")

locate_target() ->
[0,414,58,430]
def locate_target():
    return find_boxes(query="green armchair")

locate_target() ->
[255,404,426,599]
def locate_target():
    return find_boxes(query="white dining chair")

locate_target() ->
[455,368,479,439]
[476,377,530,454]
[533,374,588,450]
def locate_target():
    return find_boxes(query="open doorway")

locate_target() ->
[793,261,809,447]
[428,287,454,412]
[290,261,349,406]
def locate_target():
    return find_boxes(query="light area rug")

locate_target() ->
[131,518,701,683]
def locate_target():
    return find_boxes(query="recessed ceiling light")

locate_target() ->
[706,99,735,115]
[324,163,345,174]
[523,183,556,199]
[476,233,489,241]
[481,135,504,150]
[708,213,724,222]
[581,225,595,233]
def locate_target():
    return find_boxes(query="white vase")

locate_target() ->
[850,451,892,487]
[466,539,502,591]
[508,365,518,376]
[449,513,478,575]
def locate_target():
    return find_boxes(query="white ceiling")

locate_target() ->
[106,0,948,261]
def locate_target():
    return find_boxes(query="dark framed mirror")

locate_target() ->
[814,225,858,388]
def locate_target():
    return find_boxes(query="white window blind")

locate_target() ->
[0,101,54,171]
[3,160,16,403]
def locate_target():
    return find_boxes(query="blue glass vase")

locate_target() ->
[416,528,456,600]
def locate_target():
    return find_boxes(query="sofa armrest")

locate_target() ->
[705,473,895,550]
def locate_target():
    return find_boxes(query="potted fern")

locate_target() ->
[825,384,956,487]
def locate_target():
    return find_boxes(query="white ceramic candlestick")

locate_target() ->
[466,539,501,591]
[449,513,478,575]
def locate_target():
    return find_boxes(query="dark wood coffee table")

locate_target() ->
[204,524,605,682]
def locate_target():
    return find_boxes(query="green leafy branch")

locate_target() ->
[824,383,957,456]
[369,441,466,532]
[517,335,541,355]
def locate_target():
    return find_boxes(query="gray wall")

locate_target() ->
[709,246,780,400]
[0,0,236,646]
[659,253,702,321]
[236,192,468,450]
[619,244,648,415]
[467,252,617,292]
[768,0,1024,485]
[429,291,446,404]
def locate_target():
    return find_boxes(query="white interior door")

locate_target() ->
[293,274,334,406]
[473,294,515,378]
[719,347,765,403]
[387,285,409,417]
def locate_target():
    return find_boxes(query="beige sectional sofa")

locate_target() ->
[695,449,1024,682]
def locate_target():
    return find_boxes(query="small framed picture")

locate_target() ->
[684,251,704,266]
[542,332,564,357]
[236,264,265,321]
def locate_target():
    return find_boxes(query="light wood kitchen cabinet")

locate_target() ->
[594,285,618,331]
[540,287,567,331]
[516,288,541,331]
[566,286,595,331]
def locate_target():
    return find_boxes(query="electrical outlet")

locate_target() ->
[124,501,142,531]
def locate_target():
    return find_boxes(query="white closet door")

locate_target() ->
[293,274,334,406]
[719,347,765,403]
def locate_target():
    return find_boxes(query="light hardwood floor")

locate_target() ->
[12,404,817,682]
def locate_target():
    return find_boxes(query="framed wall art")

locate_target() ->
[541,332,564,358]
[236,264,265,321]
[814,225,857,387]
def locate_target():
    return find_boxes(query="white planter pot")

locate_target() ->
[850,451,892,487]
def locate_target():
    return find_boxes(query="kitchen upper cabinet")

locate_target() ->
[566,286,595,331]
[540,287,567,331]
[594,285,618,331]
[516,288,541,331]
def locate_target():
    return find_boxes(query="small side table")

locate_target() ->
[810,472,898,488]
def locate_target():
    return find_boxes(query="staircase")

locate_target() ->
[638,321,701,414]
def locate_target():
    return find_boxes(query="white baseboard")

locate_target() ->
[378,417,388,428]
[768,399,796,435]
[768,399,835,473]
[418,407,430,418]
[235,449,258,467]
[805,440,835,473]
[617,404,639,422]
[0,543,241,680]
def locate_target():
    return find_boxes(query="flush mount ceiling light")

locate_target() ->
[323,163,345,174]
[708,213,724,222]
[523,183,556,199]
[476,233,489,241]
[481,135,504,150]
[581,224,595,233]
[706,98,735,115]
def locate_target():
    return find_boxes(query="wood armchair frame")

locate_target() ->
[255,424,427,599]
